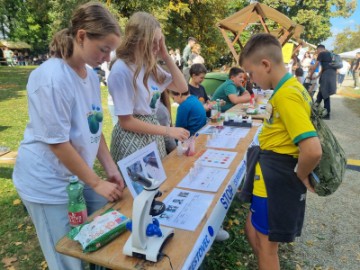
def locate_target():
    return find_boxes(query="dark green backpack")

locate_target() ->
[310,105,347,196]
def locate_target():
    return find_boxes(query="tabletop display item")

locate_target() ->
[68,209,129,253]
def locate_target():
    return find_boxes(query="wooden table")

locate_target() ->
[56,123,260,270]
[0,151,17,165]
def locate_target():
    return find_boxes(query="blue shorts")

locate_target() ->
[250,195,269,235]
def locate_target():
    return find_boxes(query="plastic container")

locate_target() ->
[185,138,196,156]
[176,141,184,156]
[67,176,88,227]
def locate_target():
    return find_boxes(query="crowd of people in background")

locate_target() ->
[285,44,360,119]
[288,47,355,91]
[1,46,50,66]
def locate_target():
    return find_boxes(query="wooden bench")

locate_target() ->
[0,151,17,165]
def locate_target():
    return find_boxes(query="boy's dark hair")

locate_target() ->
[295,67,304,77]
[317,44,325,49]
[189,63,207,76]
[229,67,244,78]
[239,33,283,66]
[188,37,197,42]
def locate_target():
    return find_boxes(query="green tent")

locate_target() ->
[202,72,229,97]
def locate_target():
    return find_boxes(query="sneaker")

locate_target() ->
[355,87,360,90]
[320,108,328,117]
[322,114,330,120]
[215,228,230,241]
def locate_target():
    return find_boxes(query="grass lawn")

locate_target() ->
[0,66,297,270]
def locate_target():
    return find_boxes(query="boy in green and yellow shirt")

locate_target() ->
[239,34,322,270]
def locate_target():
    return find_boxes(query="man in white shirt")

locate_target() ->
[337,60,351,87]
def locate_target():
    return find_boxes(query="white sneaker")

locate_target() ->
[215,228,229,241]
[355,87,360,90]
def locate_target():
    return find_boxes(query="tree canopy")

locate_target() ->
[0,0,357,68]
[333,25,360,53]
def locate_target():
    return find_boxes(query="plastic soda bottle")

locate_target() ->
[210,103,217,118]
[67,175,87,227]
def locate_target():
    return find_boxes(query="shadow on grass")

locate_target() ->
[0,125,11,132]
[0,166,13,180]
[0,66,34,102]
[0,85,24,101]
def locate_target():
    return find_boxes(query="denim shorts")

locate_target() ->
[250,195,269,235]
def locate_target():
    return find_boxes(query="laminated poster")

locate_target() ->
[117,142,166,198]
[158,188,214,231]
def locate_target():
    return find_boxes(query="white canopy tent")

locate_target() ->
[339,48,360,59]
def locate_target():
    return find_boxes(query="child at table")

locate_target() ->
[239,33,322,270]
[108,12,189,162]
[12,3,124,270]
[188,63,210,114]
[211,67,251,112]
[169,89,207,136]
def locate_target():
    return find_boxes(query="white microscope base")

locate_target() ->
[123,226,174,262]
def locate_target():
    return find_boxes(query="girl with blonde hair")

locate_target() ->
[13,2,124,269]
[108,12,189,161]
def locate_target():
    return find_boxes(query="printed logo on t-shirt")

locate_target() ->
[149,85,161,109]
[87,104,103,134]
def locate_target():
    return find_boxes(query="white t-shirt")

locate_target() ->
[338,60,351,75]
[13,58,103,204]
[108,59,172,116]
[301,57,312,71]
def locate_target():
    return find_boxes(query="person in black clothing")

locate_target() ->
[309,45,336,120]
[188,63,211,116]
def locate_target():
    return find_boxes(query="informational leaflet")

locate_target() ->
[117,142,166,198]
[200,126,250,149]
[158,188,214,231]
[177,166,229,192]
[197,149,237,169]
[206,135,238,149]
[198,125,224,135]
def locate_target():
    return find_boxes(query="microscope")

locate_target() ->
[123,173,174,262]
